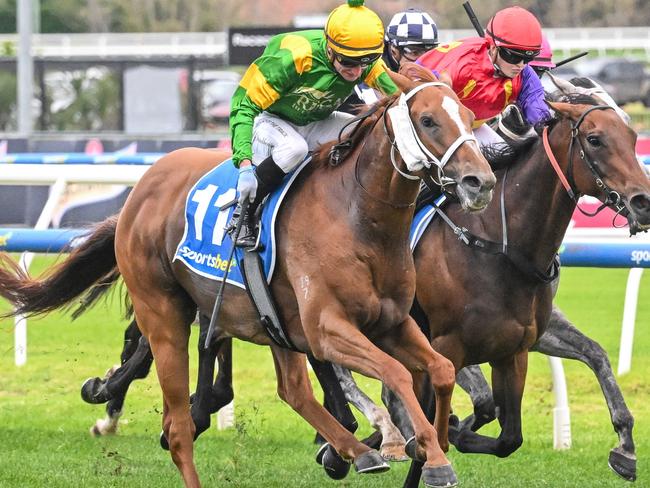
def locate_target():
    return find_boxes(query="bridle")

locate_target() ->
[330,81,479,209]
[542,105,628,221]
[383,81,478,188]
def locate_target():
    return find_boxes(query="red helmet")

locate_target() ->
[485,6,542,55]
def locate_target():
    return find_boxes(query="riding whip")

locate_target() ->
[462,2,485,37]
[204,199,248,350]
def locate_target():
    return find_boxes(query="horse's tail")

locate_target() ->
[0,216,119,318]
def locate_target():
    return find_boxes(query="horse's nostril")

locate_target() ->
[461,175,481,190]
[630,194,650,213]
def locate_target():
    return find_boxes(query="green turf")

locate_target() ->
[0,256,648,487]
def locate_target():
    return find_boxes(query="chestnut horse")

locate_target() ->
[0,65,495,488]
[76,84,647,483]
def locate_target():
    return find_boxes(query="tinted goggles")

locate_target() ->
[334,51,381,68]
[401,44,437,60]
[498,47,539,65]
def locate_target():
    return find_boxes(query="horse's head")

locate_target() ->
[387,63,496,211]
[548,100,650,234]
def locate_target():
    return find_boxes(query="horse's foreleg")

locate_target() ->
[270,346,387,476]
[190,315,227,440]
[455,365,497,432]
[329,363,408,461]
[532,305,636,481]
[450,351,527,457]
[376,316,455,455]
[309,310,456,487]
[81,320,153,408]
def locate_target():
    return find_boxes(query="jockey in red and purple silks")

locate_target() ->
[418,6,550,146]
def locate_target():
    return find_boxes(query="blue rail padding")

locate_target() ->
[0,228,88,253]
[559,240,650,268]
[0,153,164,165]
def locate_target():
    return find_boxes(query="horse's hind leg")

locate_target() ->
[125,284,198,487]
[454,365,497,432]
[329,363,408,461]
[532,305,636,481]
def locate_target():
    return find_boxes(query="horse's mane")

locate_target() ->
[311,95,396,170]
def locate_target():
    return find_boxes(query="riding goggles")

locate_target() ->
[334,51,382,68]
[400,44,436,61]
[498,47,539,65]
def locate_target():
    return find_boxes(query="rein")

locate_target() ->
[542,105,627,219]
[425,172,559,283]
[426,105,624,283]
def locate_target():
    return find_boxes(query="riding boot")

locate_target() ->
[235,155,286,248]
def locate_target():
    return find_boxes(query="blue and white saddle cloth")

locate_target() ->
[173,157,310,289]
[409,194,447,251]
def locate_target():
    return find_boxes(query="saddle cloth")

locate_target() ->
[409,194,448,251]
[173,157,310,288]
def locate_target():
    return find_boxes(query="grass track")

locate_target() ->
[0,256,648,487]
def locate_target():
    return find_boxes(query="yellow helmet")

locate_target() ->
[325,0,384,59]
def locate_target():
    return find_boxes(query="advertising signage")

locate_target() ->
[228,26,303,66]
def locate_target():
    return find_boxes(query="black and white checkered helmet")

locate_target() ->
[385,8,438,48]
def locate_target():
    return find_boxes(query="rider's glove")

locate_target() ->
[237,166,258,203]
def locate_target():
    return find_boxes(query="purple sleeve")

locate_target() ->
[517,65,551,125]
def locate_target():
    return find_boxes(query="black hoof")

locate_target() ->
[422,464,458,488]
[405,436,426,462]
[321,445,351,480]
[315,442,328,465]
[160,431,170,451]
[608,449,637,481]
[354,449,390,474]
[80,377,109,404]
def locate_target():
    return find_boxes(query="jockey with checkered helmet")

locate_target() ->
[339,7,438,110]
[384,8,439,71]
[230,0,397,247]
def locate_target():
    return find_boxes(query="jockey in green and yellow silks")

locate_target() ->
[230,0,397,247]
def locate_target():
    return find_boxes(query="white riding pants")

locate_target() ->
[473,123,506,147]
[251,111,356,173]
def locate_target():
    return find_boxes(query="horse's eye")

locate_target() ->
[421,116,436,128]
[587,135,601,147]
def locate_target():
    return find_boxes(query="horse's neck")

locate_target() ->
[351,122,421,242]
[500,122,577,269]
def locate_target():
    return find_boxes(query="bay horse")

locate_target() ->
[392,92,650,485]
[0,64,496,488]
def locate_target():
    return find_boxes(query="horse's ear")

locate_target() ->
[386,69,415,93]
[398,61,438,83]
[546,101,584,121]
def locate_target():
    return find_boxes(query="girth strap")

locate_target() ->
[241,250,299,351]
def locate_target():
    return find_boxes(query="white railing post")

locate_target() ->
[14,177,67,366]
[549,356,572,450]
[618,268,644,376]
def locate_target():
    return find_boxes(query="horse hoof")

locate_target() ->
[315,442,329,465]
[380,442,409,462]
[80,377,108,404]
[354,449,390,474]
[321,445,351,480]
[422,464,458,488]
[608,449,636,481]
[404,436,426,462]
[159,431,170,451]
